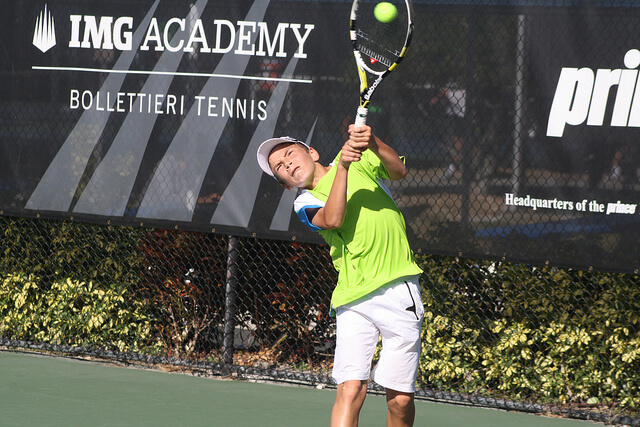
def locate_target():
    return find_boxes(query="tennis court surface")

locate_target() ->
[0,351,599,426]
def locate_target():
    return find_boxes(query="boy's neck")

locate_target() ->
[308,163,331,190]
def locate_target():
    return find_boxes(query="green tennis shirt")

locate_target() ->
[294,149,422,309]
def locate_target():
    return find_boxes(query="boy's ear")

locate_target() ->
[309,147,320,162]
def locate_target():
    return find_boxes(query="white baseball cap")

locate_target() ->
[256,137,310,177]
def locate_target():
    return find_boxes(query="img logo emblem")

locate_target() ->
[33,4,56,53]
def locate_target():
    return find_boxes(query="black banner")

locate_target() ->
[2,1,640,272]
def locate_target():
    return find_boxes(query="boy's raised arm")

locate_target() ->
[310,137,365,230]
[309,125,404,230]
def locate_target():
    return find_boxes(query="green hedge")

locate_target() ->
[0,217,142,287]
[0,273,160,353]
[418,256,640,412]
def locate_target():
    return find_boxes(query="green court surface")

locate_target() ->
[0,351,598,426]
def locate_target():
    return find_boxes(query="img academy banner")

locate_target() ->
[3,1,640,272]
[2,0,325,239]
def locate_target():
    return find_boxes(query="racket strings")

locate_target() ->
[354,1,409,70]
[356,29,403,66]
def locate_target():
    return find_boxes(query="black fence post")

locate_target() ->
[461,11,478,225]
[222,235,239,365]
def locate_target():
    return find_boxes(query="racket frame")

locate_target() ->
[350,0,414,126]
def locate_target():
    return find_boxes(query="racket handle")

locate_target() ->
[354,106,368,127]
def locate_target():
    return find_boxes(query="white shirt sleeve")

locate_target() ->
[294,190,325,232]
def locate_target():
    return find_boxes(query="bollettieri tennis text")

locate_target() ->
[69,89,268,120]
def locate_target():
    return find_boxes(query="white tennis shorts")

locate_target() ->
[332,275,424,393]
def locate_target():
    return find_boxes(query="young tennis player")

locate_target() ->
[256,125,423,427]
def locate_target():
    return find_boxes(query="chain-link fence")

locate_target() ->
[1,215,639,424]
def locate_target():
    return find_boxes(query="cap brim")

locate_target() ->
[256,137,309,177]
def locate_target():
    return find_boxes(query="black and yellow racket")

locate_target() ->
[350,0,414,126]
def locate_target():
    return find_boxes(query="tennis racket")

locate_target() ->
[350,0,414,126]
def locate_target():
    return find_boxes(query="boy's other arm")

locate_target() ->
[349,125,407,181]
[369,135,407,180]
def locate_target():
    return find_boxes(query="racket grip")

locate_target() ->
[354,106,368,127]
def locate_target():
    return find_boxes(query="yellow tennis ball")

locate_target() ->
[374,2,398,23]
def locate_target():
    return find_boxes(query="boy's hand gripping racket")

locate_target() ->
[350,0,414,126]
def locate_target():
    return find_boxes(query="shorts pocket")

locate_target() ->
[391,280,424,321]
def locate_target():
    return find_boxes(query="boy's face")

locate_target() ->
[268,142,319,190]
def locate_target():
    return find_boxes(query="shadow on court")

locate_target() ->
[0,351,598,426]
